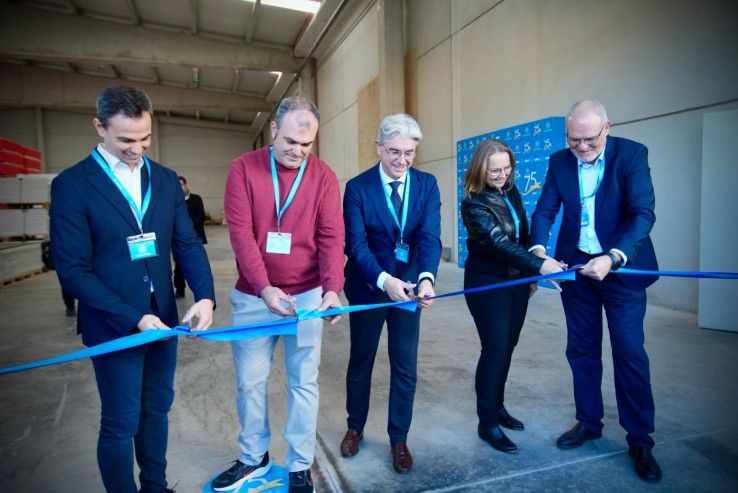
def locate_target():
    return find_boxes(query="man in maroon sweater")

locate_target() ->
[215,97,345,493]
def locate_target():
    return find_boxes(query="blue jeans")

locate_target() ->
[91,337,178,493]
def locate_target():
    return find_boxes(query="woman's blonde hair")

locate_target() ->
[462,138,516,198]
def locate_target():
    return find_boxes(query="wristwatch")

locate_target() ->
[606,252,622,271]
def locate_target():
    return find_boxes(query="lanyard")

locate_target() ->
[270,147,306,231]
[501,192,520,241]
[91,148,151,231]
[578,160,605,204]
[382,168,410,241]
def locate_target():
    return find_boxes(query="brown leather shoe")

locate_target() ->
[340,428,363,458]
[391,442,413,473]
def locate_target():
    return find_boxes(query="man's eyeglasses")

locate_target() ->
[486,166,512,178]
[383,146,416,160]
[566,123,607,147]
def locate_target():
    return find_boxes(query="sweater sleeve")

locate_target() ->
[224,155,272,295]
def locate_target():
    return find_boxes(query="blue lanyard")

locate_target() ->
[578,160,605,204]
[382,168,410,240]
[501,192,520,241]
[270,147,306,231]
[91,148,151,230]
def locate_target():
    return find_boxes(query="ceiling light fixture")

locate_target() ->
[243,0,321,14]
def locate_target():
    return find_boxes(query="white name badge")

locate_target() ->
[127,232,159,261]
[266,231,292,254]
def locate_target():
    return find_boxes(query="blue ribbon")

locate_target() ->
[1,268,735,376]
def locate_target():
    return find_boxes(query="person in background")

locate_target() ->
[529,99,661,483]
[50,85,215,493]
[215,96,344,493]
[174,175,207,298]
[461,138,563,454]
[340,114,441,474]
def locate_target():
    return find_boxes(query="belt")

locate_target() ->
[576,249,603,259]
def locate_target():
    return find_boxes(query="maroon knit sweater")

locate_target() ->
[224,146,345,297]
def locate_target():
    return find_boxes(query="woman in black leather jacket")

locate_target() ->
[461,138,563,454]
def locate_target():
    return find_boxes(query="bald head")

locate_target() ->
[565,100,610,164]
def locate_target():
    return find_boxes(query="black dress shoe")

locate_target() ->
[478,424,517,453]
[556,422,602,449]
[497,407,524,431]
[629,446,662,483]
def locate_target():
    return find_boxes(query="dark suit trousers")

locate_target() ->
[464,270,529,428]
[91,295,178,493]
[346,301,421,445]
[561,250,655,448]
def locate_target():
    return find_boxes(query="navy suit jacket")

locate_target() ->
[50,153,215,347]
[530,136,658,288]
[343,164,442,304]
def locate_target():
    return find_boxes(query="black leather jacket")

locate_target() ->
[461,184,544,278]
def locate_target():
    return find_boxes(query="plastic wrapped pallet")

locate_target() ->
[19,174,55,204]
[24,209,49,236]
[0,210,24,237]
[0,177,21,203]
[0,242,44,283]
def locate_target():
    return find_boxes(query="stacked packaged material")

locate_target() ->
[24,209,49,236]
[0,210,24,237]
[0,242,43,283]
[0,177,21,203]
[20,174,55,203]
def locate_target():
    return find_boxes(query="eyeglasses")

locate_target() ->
[566,123,607,147]
[383,146,416,160]
[486,165,512,178]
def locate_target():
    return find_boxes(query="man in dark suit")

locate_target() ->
[50,85,215,493]
[530,100,661,483]
[340,113,442,474]
[173,175,208,298]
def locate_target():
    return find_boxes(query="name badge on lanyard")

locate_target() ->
[266,148,306,255]
[91,148,156,261]
[383,169,411,263]
[578,161,604,228]
[127,232,159,260]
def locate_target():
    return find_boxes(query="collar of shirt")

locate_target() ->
[96,144,145,210]
[577,142,607,170]
[378,163,408,189]
[96,144,144,173]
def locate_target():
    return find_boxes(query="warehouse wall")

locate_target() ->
[314,0,737,310]
[0,108,247,220]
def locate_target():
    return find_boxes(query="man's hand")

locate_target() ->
[260,285,297,317]
[531,246,547,259]
[383,276,416,302]
[580,255,616,281]
[317,290,342,325]
[182,298,214,331]
[137,314,171,331]
[416,279,435,308]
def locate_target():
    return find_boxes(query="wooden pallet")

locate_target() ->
[0,202,50,209]
[0,267,47,289]
[0,235,49,242]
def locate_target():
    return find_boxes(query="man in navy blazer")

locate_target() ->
[50,85,215,493]
[340,114,442,474]
[530,100,661,483]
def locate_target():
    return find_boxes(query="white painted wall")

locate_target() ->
[316,2,378,190]
[405,0,737,310]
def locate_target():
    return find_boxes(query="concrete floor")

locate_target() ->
[1,225,737,492]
